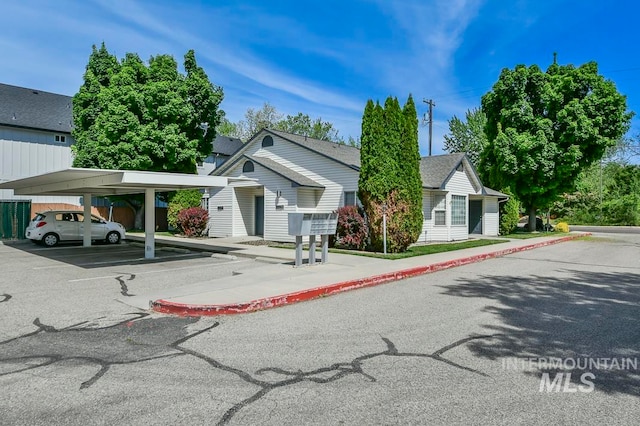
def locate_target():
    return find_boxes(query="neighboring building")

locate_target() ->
[0,82,240,233]
[208,128,507,243]
[197,135,243,175]
[0,83,79,209]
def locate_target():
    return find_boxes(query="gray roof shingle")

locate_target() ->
[248,155,324,188]
[0,83,73,133]
[419,152,467,188]
[213,135,243,156]
[267,129,361,169]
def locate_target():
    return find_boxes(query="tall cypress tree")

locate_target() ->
[358,95,423,252]
[400,94,423,242]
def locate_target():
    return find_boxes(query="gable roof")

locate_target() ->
[267,129,361,169]
[245,155,324,188]
[419,152,468,189]
[213,128,503,195]
[212,135,243,156]
[213,128,360,176]
[0,83,73,133]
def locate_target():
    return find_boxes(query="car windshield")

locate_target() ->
[33,214,46,222]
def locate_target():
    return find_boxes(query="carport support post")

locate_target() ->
[83,193,92,247]
[144,188,155,259]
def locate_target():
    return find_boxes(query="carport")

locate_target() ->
[0,168,228,259]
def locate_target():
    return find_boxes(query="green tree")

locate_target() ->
[443,107,487,168]
[275,112,342,142]
[72,44,223,228]
[398,94,423,244]
[480,60,633,231]
[228,102,349,144]
[498,187,521,235]
[358,95,422,252]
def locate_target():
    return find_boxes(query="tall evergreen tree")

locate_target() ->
[358,95,423,252]
[399,95,423,243]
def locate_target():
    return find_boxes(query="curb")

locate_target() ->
[151,233,590,316]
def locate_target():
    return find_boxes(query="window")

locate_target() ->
[344,191,357,206]
[434,194,446,226]
[55,134,66,143]
[261,135,274,147]
[242,161,254,173]
[451,195,467,226]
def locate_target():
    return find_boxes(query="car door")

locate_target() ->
[75,213,106,240]
[55,212,79,241]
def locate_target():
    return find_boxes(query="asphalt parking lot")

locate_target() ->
[1,233,640,425]
[0,240,262,338]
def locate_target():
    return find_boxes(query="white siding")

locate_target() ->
[416,190,449,242]
[483,197,499,236]
[445,169,477,195]
[233,187,255,236]
[0,135,80,205]
[208,186,233,237]
[442,168,479,241]
[214,132,359,241]
[297,188,320,209]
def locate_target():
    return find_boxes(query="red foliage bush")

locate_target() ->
[177,207,209,237]
[334,205,368,250]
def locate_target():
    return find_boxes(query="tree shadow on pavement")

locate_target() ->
[440,268,640,396]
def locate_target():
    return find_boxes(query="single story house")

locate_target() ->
[208,128,507,243]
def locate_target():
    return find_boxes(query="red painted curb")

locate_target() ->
[151,233,590,316]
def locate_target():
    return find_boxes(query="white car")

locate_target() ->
[25,210,126,247]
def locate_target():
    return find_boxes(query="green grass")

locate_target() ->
[272,238,507,260]
[500,231,567,239]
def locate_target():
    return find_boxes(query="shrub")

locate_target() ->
[499,187,520,235]
[177,207,209,237]
[168,189,203,229]
[333,205,368,250]
[555,222,570,233]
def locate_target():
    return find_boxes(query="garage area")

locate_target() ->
[0,167,230,258]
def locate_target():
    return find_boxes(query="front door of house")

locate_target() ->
[469,199,483,234]
[254,196,264,236]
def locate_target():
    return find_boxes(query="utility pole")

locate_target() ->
[423,99,435,156]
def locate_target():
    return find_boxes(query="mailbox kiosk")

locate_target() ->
[288,212,338,267]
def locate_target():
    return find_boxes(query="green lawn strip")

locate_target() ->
[499,231,568,239]
[272,238,506,260]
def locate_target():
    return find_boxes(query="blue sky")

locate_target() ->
[2,0,639,156]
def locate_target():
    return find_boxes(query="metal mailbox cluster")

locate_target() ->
[287,212,338,267]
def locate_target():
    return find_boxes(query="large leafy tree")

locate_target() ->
[72,44,223,227]
[221,102,350,144]
[358,95,422,252]
[443,107,487,168]
[480,60,633,231]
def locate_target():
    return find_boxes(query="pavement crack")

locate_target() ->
[1,316,497,424]
[115,274,136,297]
[174,333,498,425]
[0,294,11,303]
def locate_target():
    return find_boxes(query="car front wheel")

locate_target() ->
[42,233,59,247]
[106,231,121,244]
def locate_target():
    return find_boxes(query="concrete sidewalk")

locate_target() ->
[124,232,589,316]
